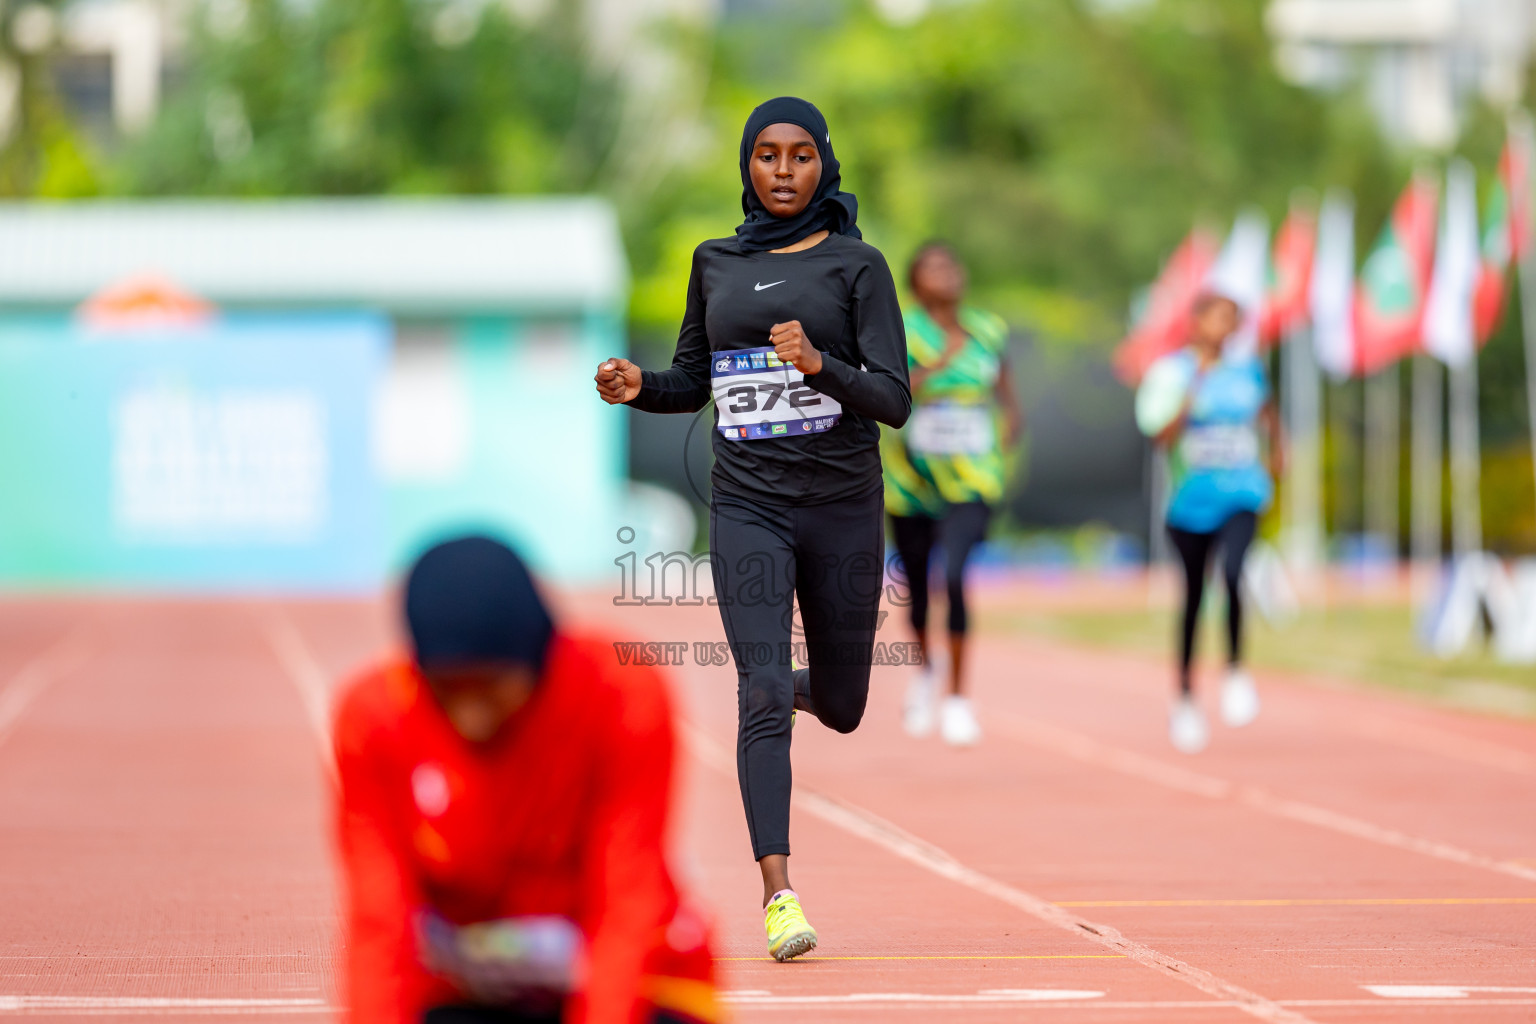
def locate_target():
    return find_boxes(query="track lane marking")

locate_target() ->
[262,609,337,784]
[14,994,1536,1015]
[0,995,329,1016]
[1364,984,1536,998]
[724,989,1105,1004]
[1057,896,1536,908]
[720,995,1536,1010]
[717,955,1120,962]
[992,712,1536,885]
[1290,998,1536,1006]
[1007,630,1536,777]
[683,725,1321,1024]
[1333,716,1536,776]
[0,627,96,754]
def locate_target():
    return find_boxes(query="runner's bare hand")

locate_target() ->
[594,358,642,405]
[769,321,823,376]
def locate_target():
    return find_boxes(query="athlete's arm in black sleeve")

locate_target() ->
[801,248,911,428]
[626,246,711,415]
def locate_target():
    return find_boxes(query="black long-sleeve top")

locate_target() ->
[627,233,910,506]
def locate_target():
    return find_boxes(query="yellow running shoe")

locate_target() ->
[764,890,817,962]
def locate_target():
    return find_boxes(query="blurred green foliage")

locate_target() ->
[11,0,1421,338]
[109,0,618,195]
[0,0,100,196]
[626,0,1406,350]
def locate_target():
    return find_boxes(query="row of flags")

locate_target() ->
[1114,120,1534,381]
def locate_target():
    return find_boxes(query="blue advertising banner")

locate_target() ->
[0,314,388,591]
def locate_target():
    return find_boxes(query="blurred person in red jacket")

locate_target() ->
[333,535,720,1024]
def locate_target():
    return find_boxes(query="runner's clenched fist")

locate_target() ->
[769,321,823,376]
[594,358,642,405]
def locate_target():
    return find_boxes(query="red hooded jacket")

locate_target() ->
[333,632,717,1024]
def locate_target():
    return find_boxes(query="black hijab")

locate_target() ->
[404,535,554,673]
[734,96,860,253]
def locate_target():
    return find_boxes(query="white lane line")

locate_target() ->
[995,713,1234,799]
[0,627,95,753]
[1364,984,1536,998]
[262,610,337,784]
[683,726,1320,1024]
[722,996,1536,1011]
[724,989,1103,1004]
[11,994,1536,1017]
[1290,998,1536,1007]
[1336,717,1536,776]
[0,996,331,1016]
[993,712,1536,885]
[1240,787,1536,883]
[1021,633,1536,777]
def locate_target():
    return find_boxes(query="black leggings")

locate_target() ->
[710,491,884,860]
[1166,511,1257,693]
[889,502,992,636]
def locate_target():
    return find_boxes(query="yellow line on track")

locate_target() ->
[1054,897,1536,908]
[714,954,1126,962]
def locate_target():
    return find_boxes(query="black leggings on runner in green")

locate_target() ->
[888,501,992,636]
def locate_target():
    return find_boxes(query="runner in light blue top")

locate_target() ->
[1148,350,1273,533]
[1136,292,1283,755]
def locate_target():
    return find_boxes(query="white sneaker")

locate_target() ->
[903,667,938,737]
[1220,668,1260,728]
[1168,695,1209,754]
[939,695,981,747]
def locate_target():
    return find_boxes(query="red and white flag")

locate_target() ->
[1424,159,1481,367]
[1204,209,1270,362]
[1113,227,1220,383]
[1353,173,1439,375]
[1261,200,1317,346]
[1472,122,1533,343]
[1310,190,1356,380]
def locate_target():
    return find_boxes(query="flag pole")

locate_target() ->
[1449,357,1483,558]
[1521,251,1536,525]
[1513,111,1536,523]
[1148,446,1170,609]
[1278,191,1323,589]
[1283,322,1324,584]
[1363,365,1401,568]
[1310,188,1358,591]
[1410,355,1443,604]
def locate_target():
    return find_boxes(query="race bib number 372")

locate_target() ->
[711,347,843,441]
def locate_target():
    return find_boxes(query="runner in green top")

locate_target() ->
[883,242,1022,747]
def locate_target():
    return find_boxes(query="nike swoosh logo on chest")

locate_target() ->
[754,280,786,291]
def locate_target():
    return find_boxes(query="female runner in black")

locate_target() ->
[594,96,910,962]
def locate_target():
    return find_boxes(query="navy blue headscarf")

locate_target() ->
[734,96,860,253]
[404,536,554,673]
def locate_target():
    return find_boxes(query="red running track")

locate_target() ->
[0,591,1532,1023]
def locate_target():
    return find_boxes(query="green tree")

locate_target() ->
[111,0,619,197]
[627,0,1401,347]
[0,0,100,197]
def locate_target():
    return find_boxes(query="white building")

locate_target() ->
[0,0,182,141]
[1267,0,1536,148]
